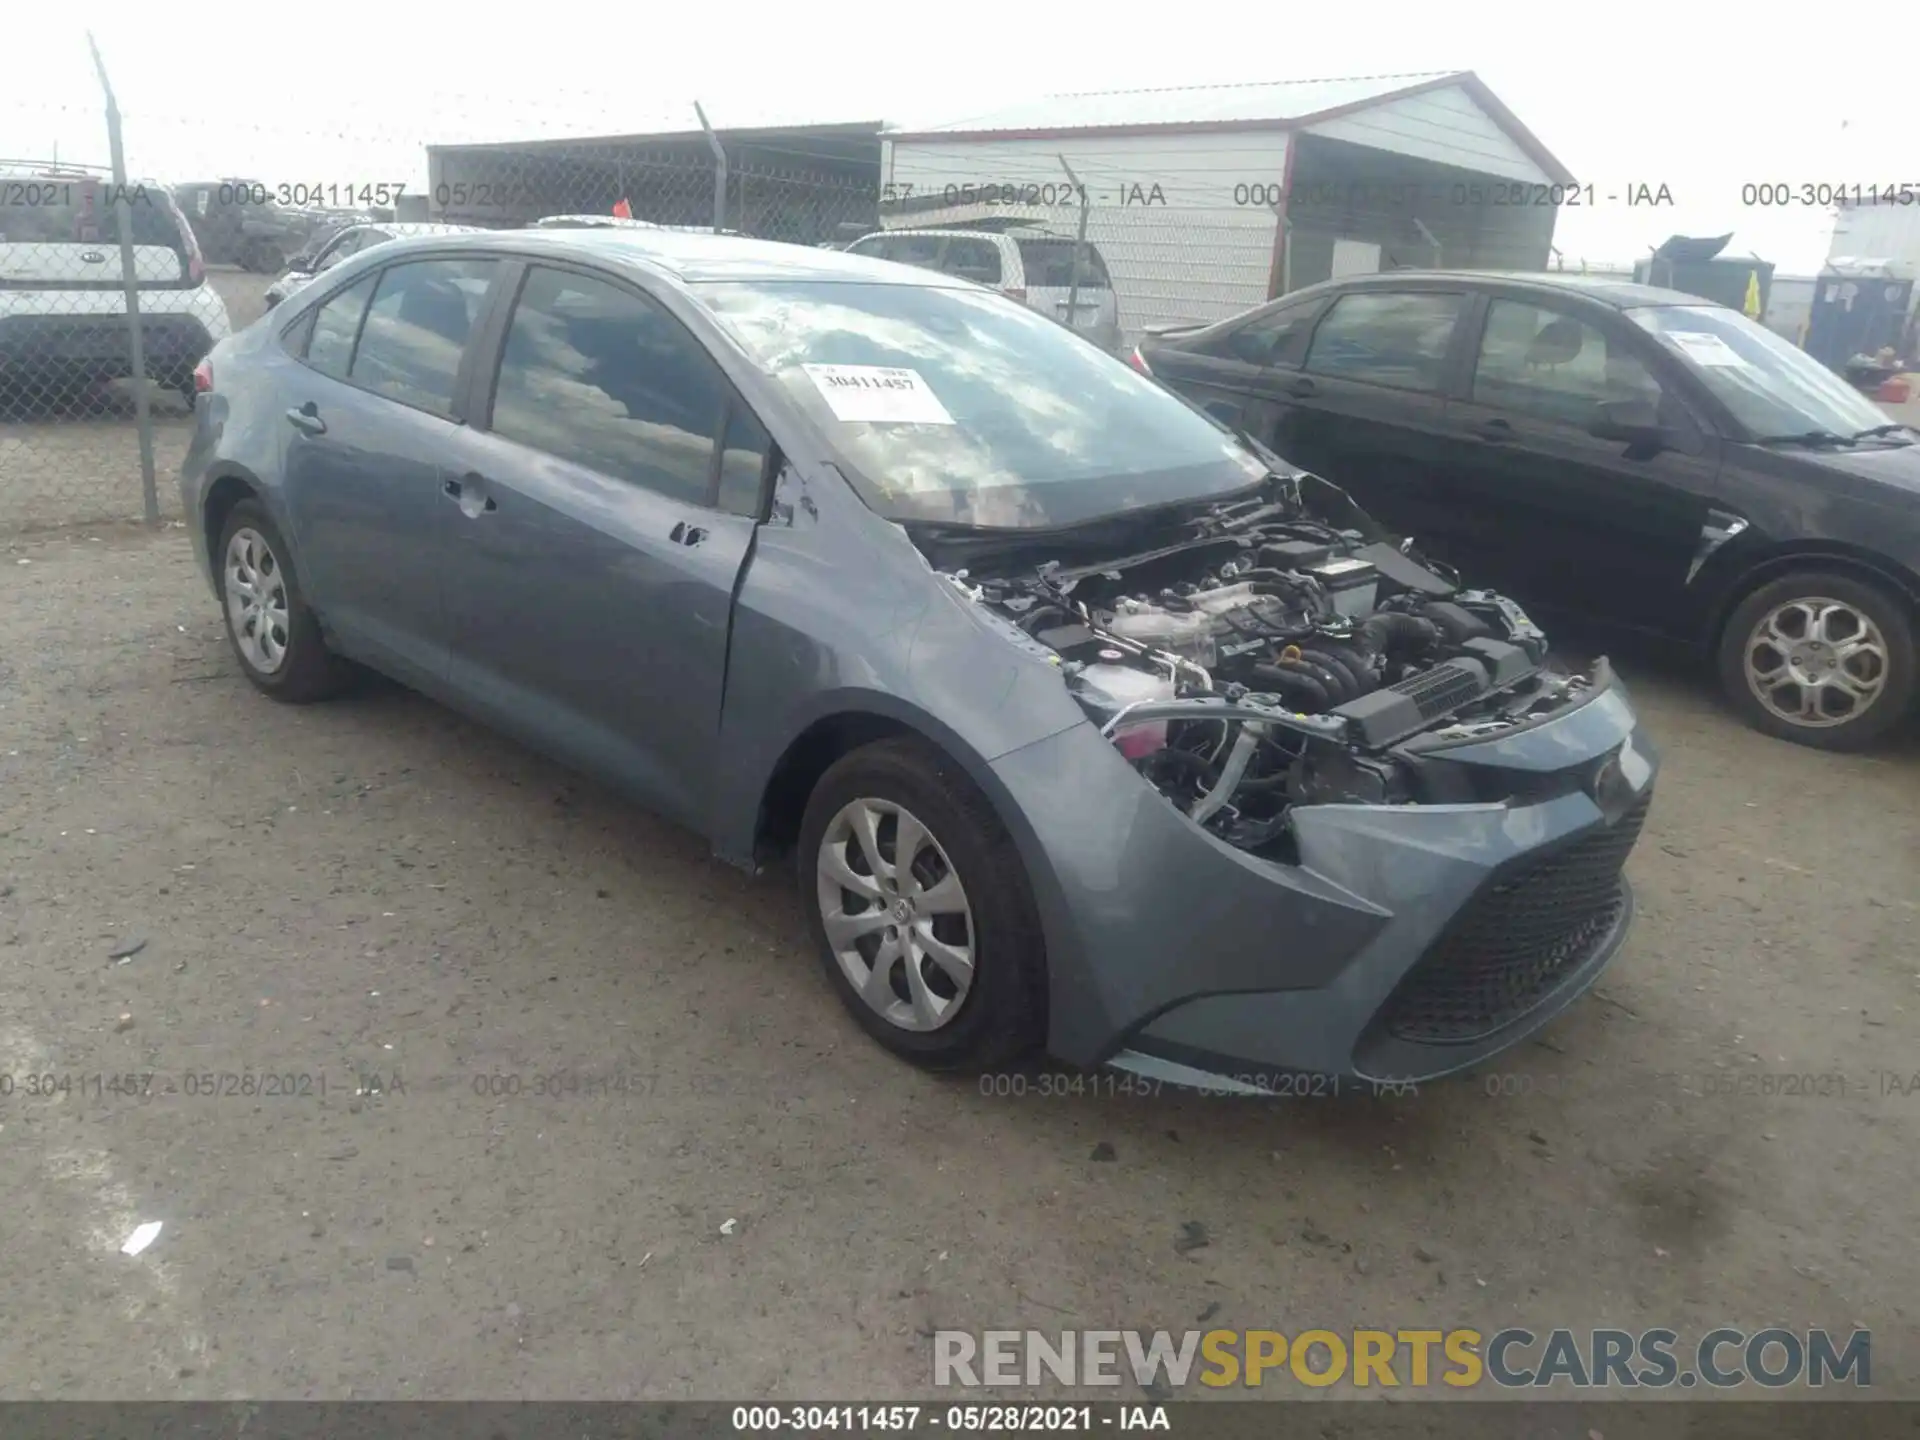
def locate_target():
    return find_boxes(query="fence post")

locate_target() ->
[1057,155,1090,337]
[87,31,159,527]
[695,102,727,233]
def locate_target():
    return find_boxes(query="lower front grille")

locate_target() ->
[1382,793,1650,1043]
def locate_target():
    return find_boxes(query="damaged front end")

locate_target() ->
[928,475,1610,860]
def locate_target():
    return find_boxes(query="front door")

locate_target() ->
[438,262,769,831]
[1432,295,1722,634]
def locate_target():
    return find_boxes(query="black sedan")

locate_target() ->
[1137,271,1920,750]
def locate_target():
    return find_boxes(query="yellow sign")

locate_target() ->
[1744,270,1763,318]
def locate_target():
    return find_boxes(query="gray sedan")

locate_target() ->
[180,229,1657,1089]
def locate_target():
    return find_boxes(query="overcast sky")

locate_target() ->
[7,2,1908,272]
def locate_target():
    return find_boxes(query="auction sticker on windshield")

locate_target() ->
[804,365,956,424]
[1666,331,1749,368]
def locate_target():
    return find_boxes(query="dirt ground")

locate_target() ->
[0,523,1917,1403]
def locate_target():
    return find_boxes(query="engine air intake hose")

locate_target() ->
[1249,661,1333,711]
[1354,612,1440,662]
[1300,642,1374,698]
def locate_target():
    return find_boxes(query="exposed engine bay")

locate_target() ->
[930,477,1606,857]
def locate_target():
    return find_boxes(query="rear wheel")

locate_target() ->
[215,500,351,702]
[798,737,1046,1071]
[1717,570,1916,750]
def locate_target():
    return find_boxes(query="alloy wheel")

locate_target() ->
[224,527,291,675]
[1743,596,1889,729]
[815,797,976,1032]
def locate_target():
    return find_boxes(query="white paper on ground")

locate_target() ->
[120,1221,163,1256]
[803,365,955,424]
[1666,331,1749,368]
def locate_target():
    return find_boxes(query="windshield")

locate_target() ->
[1628,304,1897,441]
[695,280,1265,528]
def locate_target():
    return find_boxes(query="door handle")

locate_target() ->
[669,521,709,547]
[1473,418,1515,442]
[284,403,326,436]
[1286,376,1316,398]
[444,474,496,516]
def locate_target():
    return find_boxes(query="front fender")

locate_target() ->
[707,474,1088,868]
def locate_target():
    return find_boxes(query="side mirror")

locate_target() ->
[1589,399,1667,447]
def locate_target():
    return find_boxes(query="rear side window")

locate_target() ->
[303,273,377,379]
[487,265,727,506]
[1202,301,1320,366]
[1017,239,1110,290]
[943,238,1002,285]
[885,234,948,271]
[1305,291,1464,393]
[348,258,497,416]
[0,179,188,275]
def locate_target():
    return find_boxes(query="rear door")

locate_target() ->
[1430,293,1722,632]
[437,260,769,831]
[1143,294,1329,440]
[277,255,503,688]
[1280,287,1469,538]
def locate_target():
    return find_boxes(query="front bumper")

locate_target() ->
[989,674,1657,1086]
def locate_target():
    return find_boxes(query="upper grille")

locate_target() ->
[1381,793,1650,1043]
[1390,661,1484,720]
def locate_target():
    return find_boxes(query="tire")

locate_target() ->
[1716,569,1916,751]
[214,499,351,703]
[797,737,1046,1071]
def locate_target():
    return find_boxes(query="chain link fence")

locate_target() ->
[1,72,883,535]
[2,55,1566,536]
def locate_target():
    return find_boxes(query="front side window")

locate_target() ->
[1629,303,1898,442]
[348,257,497,416]
[1472,300,1664,425]
[1305,291,1464,393]
[488,265,728,505]
[303,273,377,380]
[314,230,365,271]
[697,279,1269,529]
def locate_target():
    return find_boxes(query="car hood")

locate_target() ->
[1753,437,1920,498]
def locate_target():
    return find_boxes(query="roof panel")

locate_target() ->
[892,73,1465,136]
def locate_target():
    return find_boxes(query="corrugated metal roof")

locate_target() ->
[893,73,1465,136]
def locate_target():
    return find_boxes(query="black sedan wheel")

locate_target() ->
[798,737,1046,1071]
[215,500,350,703]
[1718,570,1916,750]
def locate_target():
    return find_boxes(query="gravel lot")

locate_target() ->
[0,523,1916,1401]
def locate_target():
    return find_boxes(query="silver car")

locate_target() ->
[263,221,483,310]
[179,228,1656,1089]
[846,226,1122,352]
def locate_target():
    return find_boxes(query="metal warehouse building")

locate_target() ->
[423,122,885,244]
[881,71,1574,342]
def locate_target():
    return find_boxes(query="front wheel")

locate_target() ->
[1717,570,1916,750]
[798,737,1046,1071]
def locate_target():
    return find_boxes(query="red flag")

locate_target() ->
[612,198,633,219]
